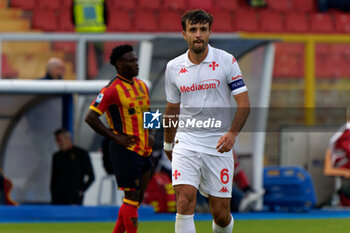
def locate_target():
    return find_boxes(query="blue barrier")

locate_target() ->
[264,166,317,212]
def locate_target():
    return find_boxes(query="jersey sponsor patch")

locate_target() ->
[180,79,220,93]
[229,79,245,91]
[96,93,104,103]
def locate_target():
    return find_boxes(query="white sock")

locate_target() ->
[175,213,196,233]
[212,214,234,233]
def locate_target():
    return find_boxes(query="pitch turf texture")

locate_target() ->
[1,219,349,233]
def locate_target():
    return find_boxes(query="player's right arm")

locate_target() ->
[164,61,181,161]
[163,102,180,161]
[85,87,137,148]
[85,110,137,148]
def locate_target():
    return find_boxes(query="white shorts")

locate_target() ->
[172,147,234,198]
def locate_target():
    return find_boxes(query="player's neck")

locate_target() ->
[117,74,133,82]
[188,47,208,65]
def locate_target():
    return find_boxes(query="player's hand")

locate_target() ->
[114,134,138,147]
[164,150,173,162]
[216,131,237,153]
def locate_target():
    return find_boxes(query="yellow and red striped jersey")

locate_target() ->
[89,75,152,156]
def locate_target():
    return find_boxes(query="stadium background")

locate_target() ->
[0,0,350,228]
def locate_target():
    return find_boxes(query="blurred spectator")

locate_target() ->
[50,128,94,205]
[40,57,65,80]
[73,0,106,33]
[325,122,350,206]
[328,122,350,171]
[0,168,16,205]
[318,0,350,12]
[143,171,176,213]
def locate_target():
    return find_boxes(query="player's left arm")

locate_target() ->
[217,54,250,153]
[216,91,250,153]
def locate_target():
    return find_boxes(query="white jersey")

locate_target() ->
[165,45,247,156]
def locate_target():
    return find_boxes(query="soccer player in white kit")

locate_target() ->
[163,9,250,233]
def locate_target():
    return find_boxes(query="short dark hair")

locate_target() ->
[54,128,70,137]
[181,9,213,31]
[109,44,134,67]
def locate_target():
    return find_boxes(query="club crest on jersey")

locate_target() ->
[209,61,219,71]
[179,67,188,74]
[96,93,103,103]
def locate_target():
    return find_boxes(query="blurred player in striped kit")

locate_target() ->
[85,44,153,233]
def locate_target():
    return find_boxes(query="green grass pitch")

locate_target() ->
[1,219,349,233]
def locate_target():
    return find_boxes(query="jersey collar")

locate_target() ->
[117,74,134,84]
[184,44,213,67]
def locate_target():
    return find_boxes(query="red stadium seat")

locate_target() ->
[106,0,136,10]
[189,0,214,10]
[163,0,187,10]
[234,10,258,32]
[273,53,304,78]
[214,0,238,11]
[106,10,132,32]
[53,42,76,53]
[61,0,73,8]
[237,0,249,8]
[273,43,304,78]
[310,13,334,33]
[328,44,350,77]
[138,0,161,10]
[210,10,234,32]
[266,0,291,11]
[1,54,18,78]
[259,11,284,32]
[327,52,347,78]
[57,10,74,32]
[334,12,350,33]
[87,43,98,79]
[290,0,317,12]
[315,43,331,78]
[159,10,182,32]
[32,10,58,31]
[283,43,304,55]
[331,44,350,64]
[10,0,35,10]
[134,10,158,32]
[285,12,310,33]
[37,0,60,9]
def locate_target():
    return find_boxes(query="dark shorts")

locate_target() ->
[109,141,152,191]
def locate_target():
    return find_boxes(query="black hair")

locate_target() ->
[54,128,70,137]
[181,9,213,31]
[109,44,134,68]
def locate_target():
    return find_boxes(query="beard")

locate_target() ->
[190,41,207,54]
